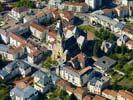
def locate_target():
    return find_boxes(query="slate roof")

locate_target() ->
[0,70,9,78]
[0,44,9,52]
[94,56,116,71]
[11,86,37,99]
[33,70,47,80]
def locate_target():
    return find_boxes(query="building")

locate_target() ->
[30,22,48,41]
[117,90,133,100]
[85,0,102,10]
[115,6,129,17]
[94,56,116,73]
[101,41,114,54]
[59,11,74,22]
[8,7,29,21]
[33,70,53,93]
[61,2,89,12]
[89,13,125,33]
[117,35,129,46]
[126,39,133,49]
[83,95,92,100]
[87,76,109,95]
[48,0,62,7]
[10,86,38,100]
[122,27,133,40]
[102,89,117,100]
[56,61,94,87]
[56,79,70,90]
[93,95,106,100]
[74,87,88,100]
[102,8,113,18]
[0,60,32,80]
[122,0,133,6]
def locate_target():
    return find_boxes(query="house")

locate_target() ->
[61,2,89,12]
[18,60,32,78]
[35,11,53,24]
[8,7,29,21]
[0,60,32,80]
[83,95,92,100]
[122,27,133,40]
[30,22,48,41]
[74,87,88,100]
[89,13,125,33]
[102,8,113,18]
[87,76,110,95]
[102,89,117,100]
[56,79,70,90]
[0,44,14,60]
[85,0,102,10]
[10,86,38,100]
[101,41,114,53]
[94,56,116,73]
[9,32,26,47]
[117,35,129,46]
[126,39,133,49]
[93,95,106,100]
[115,6,129,17]
[59,11,74,22]
[122,0,133,6]
[56,61,94,87]
[65,84,74,95]
[117,90,133,100]
[33,70,53,93]
[48,0,62,7]
[27,47,47,64]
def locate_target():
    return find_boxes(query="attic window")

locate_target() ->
[103,61,106,64]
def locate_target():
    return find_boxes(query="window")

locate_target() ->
[72,7,76,12]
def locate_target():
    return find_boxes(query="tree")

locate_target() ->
[0,3,3,12]
[42,57,58,69]
[14,0,35,8]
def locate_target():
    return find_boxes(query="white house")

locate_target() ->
[117,35,129,46]
[8,7,29,21]
[30,22,48,41]
[85,0,102,10]
[33,70,53,93]
[87,76,109,95]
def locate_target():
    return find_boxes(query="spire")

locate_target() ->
[55,20,64,38]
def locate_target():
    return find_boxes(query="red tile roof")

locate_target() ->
[93,95,106,100]
[83,95,91,100]
[126,39,133,46]
[30,22,46,32]
[118,90,133,100]
[102,89,117,97]
[9,33,27,44]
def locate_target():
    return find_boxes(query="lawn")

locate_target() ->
[109,70,124,83]
[0,87,9,100]
[118,76,133,89]
[79,25,96,33]
[110,63,133,90]
[126,22,133,30]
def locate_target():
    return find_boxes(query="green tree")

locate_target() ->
[0,3,3,12]
[15,0,35,8]
[42,57,58,69]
